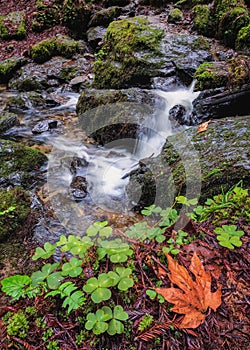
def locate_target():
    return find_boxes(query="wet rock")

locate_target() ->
[69,176,88,199]
[0,57,27,84]
[0,11,26,40]
[192,83,250,122]
[169,105,192,125]
[76,88,162,144]
[70,157,88,175]
[194,55,250,91]
[30,35,82,64]
[127,116,250,209]
[87,26,107,48]
[32,119,61,134]
[88,6,124,27]
[94,16,214,89]
[9,56,93,92]
[0,112,19,134]
[0,139,47,189]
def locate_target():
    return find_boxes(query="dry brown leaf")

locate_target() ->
[155,252,222,329]
[197,120,211,133]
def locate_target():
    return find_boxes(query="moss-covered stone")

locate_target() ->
[194,55,250,90]
[32,6,60,32]
[127,116,250,208]
[88,6,124,27]
[192,5,214,36]
[32,0,91,35]
[5,92,48,112]
[0,11,26,40]
[0,112,19,134]
[236,23,250,51]
[168,8,183,23]
[30,35,80,63]
[217,7,250,47]
[0,188,30,242]
[0,58,27,84]
[193,62,228,90]
[0,139,47,188]
[93,17,164,89]
[213,0,246,23]
[76,88,157,144]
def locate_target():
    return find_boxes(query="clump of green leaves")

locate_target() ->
[214,225,245,249]
[46,281,86,313]
[189,181,250,224]
[97,238,133,262]
[85,305,128,335]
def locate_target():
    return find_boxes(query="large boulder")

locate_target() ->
[126,116,250,209]
[93,16,214,89]
[76,88,161,144]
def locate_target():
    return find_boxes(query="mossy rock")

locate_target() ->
[193,62,228,90]
[0,11,26,40]
[5,92,49,112]
[194,55,250,90]
[213,0,247,24]
[77,88,158,144]
[127,116,250,209]
[32,1,61,32]
[0,112,19,134]
[93,17,164,89]
[236,23,250,51]
[217,7,250,47]
[30,35,80,63]
[0,58,27,84]
[0,188,30,242]
[192,5,215,36]
[168,8,183,23]
[0,139,47,188]
[88,6,124,27]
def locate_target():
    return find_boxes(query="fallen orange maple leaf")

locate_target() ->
[197,120,211,133]
[155,252,222,328]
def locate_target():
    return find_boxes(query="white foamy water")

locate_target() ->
[47,83,199,215]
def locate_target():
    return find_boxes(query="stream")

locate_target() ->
[0,82,200,238]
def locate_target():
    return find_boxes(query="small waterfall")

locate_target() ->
[47,83,200,218]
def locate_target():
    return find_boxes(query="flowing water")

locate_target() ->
[46,83,199,234]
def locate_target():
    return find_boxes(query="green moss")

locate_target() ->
[218,7,250,47]
[30,35,79,63]
[192,36,210,50]
[227,55,250,87]
[0,11,26,40]
[93,17,164,88]
[192,5,214,36]
[194,62,228,90]
[0,139,47,187]
[236,23,250,51]
[0,188,30,242]
[213,0,246,23]
[0,58,27,84]
[194,56,250,91]
[168,8,183,23]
